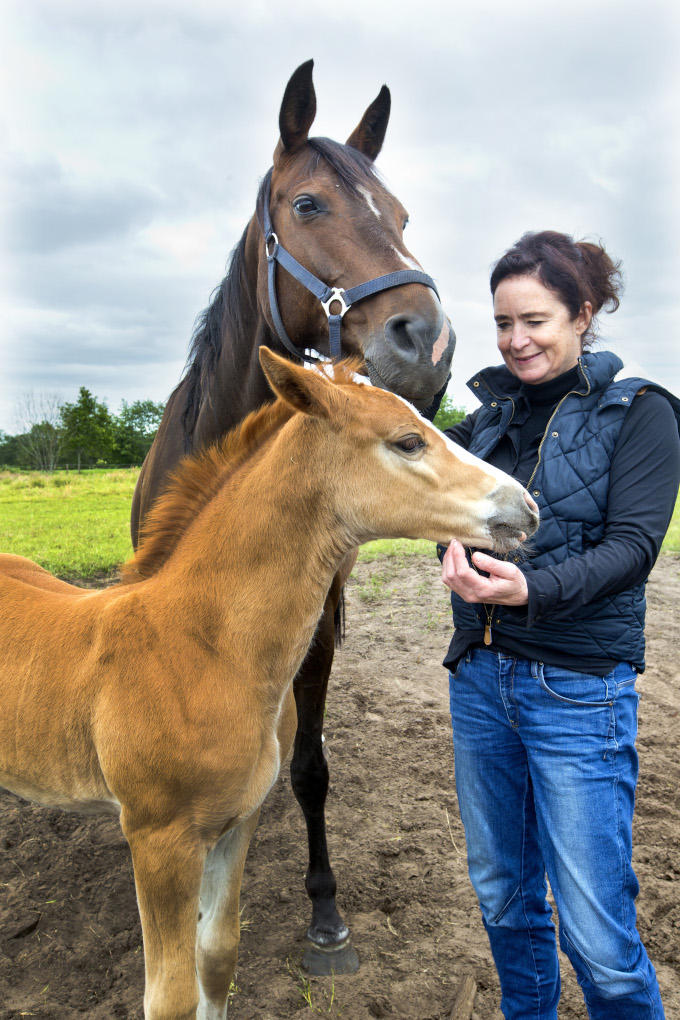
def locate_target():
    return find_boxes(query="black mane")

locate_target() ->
[181,222,253,445]
[181,139,381,444]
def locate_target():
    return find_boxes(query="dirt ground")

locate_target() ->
[1,554,678,1019]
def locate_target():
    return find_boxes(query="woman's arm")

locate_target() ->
[524,391,679,624]
[443,409,478,449]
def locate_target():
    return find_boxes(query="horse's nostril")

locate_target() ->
[384,314,427,358]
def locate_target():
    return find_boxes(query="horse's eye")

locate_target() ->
[292,195,320,217]
[394,434,425,454]
[402,216,409,231]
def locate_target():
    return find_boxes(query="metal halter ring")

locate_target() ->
[265,233,279,261]
[320,287,351,319]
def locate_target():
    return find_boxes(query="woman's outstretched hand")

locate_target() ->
[441,539,529,606]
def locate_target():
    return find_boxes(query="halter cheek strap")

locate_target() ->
[260,175,440,362]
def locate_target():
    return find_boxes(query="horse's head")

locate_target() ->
[256,60,455,410]
[259,348,539,552]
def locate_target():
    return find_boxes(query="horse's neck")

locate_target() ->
[151,420,348,686]
[192,219,276,451]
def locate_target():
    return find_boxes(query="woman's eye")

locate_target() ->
[292,195,320,216]
[395,434,425,453]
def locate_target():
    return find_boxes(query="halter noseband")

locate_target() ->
[260,174,440,362]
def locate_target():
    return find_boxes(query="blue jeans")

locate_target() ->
[449,647,664,1020]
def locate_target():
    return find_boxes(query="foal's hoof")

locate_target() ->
[302,937,359,975]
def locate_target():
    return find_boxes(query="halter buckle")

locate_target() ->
[321,287,350,319]
[265,233,279,261]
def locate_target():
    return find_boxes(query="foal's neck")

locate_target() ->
[157,417,351,684]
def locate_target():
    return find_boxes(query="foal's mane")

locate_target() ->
[122,398,295,583]
[181,138,382,444]
[124,360,365,584]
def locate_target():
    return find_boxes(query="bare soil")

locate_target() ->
[1,554,678,1019]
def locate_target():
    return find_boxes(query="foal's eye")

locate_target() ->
[394,434,425,454]
[292,195,320,217]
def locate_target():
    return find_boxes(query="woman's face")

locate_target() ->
[493,274,592,384]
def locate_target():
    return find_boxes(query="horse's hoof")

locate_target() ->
[302,937,359,976]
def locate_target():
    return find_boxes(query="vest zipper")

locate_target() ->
[481,357,590,646]
[525,358,591,493]
[472,378,516,646]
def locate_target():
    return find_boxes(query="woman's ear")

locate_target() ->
[577,301,593,338]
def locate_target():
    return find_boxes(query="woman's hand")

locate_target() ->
[441,539,529,606]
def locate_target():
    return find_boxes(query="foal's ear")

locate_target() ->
[276,59,317,158]
[346,86,391,161]
[259,347,346,424]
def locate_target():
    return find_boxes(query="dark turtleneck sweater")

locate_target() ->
[442,364,680,674]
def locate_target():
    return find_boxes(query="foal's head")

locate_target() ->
[260,348,538,553]
[256,60,455,409]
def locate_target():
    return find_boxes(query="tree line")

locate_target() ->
[0,388,466,472]
[0,388,166,471]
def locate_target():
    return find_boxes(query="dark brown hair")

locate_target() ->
[490,231,623,347]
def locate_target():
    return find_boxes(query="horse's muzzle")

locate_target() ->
[364,315,456,409]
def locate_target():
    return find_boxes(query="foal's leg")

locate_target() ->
[122,813,206,1020]
[291,577,359,974]
[196,810,260,1020]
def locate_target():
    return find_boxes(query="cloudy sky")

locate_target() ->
[2,0,678,434]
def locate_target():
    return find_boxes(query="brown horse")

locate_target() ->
[132,60,457,972]
[0,351,538,1020]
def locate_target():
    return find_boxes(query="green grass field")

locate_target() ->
[0,468,139,577]
[0,468,678,579]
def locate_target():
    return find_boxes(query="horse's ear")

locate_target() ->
[346,85,391,161]
[259,347,346,423]
[276,59,317,157]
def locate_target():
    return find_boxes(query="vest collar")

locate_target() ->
[467,350,624,408]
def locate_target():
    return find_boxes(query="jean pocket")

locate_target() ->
[538,663,613,707]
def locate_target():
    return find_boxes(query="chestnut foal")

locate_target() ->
[0,350,537,1019]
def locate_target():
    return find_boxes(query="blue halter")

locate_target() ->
[260,174,440,362]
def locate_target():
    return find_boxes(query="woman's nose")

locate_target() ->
[510,326,530,348]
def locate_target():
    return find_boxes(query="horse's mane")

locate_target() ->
[181,138,382,444]
[122,398,295,584]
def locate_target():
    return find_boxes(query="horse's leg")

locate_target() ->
[291,582,359,976]
[122,813,206,1020]
[195,810,261,1020]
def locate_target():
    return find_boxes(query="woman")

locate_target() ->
[440,231,680,1019]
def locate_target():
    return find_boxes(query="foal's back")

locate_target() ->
[0,553,95,596]
[0,555,138,811]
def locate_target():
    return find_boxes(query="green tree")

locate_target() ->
[60,387,114,470]
[112,399,165,465]
[0,430,21,467]
[18,421,64,470]
[433,393,468,432]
